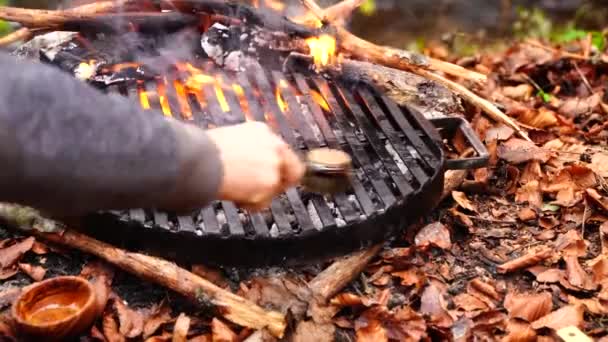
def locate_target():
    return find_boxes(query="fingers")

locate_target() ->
[279,143,306,188]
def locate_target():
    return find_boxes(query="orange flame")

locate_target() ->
[233,84,251,120]
[276,83,288,113]
[214,76,230,113]
[263,0,285,11]
[306,34,336,69]
[311,90,330,112]
[174,80,193,120]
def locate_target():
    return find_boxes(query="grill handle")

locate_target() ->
[429,117,489,170]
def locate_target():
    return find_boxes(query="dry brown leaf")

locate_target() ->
[391,268,426,289]
[0,316,17,341]
[558,93,601,117]
[172,313,190,342]
[497,247,553,274]
[485,124,515,142]
[356,306,426,342]
[240,277,308,318]
[355,317,387,342]
[590,153,608,178]
[30,241,49,255]
[568,295,608,315]
[504,291,553,322]
[211,318,237,342]
[531,305,585,331]
[452,191,477,212]
[536,269,566,283]
[518,107,558,129]
[414,222,451,250]
[420,282,453,328]
[586,188,608,213]
[113,297,144,339]
[189,335,212,342]
[518,207,537,221]
[555,230,587,257]
[143,301,172,339]
[0,266,18,280]
[502,84,534,101]
[503,319,537,342]
[292,321,335,342]
[90,325,106,341]
[145,331,173,342]
[515,180,543,208]
[498,138,551,164]
[0,237,34,268]
[472,310,507,333]
[18,263,45,281]
[589,256,608,283]
[453,293,488,312]
[564,255,597,291]
[81,260,114,317]
[191,265,230,289]
[103,311,125,342]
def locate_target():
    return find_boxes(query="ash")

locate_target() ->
[201,23,261,72]
[385,141,409,175]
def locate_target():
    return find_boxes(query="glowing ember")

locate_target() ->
[75,59,97,80]
[102,62,141,73]
[276,87,288,113]
[306,34,336,69]
[174,80,193,120]
[214,76,230,113]
[263,0,285,12]
[311,90,330,112]
[157,78,172,117]
[138,90,151,110]
[232,84,251,120]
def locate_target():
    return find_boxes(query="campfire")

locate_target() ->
[13,0,608,341]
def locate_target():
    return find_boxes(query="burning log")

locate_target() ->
[0,204,287,338]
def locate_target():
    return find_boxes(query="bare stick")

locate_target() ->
[292,0,364,26]
[0,204,287,338]
[0,27,32,47]
[416,68,530,141]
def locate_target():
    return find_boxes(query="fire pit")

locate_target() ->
[9,1,489,267]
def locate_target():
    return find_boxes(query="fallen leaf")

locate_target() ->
[0,237,34,268]
[452,191,477,212]
[503,318,537,342]
[81,260,114,316]
[563,255,597,291]
[90,325,105,341]
[559,93,601,117]
[531,304,585,332]
[453,293,488,312]
[191,265,230,289]
[515,180,543,208]
[143,301,172,339]
[241,277,308,319]
[497,247,553,274]
[504,291,553,322]
[472,310,507,333]
[518,207,537,221]
[113,297,144,338]
[18,263,45,281]
[466,278,501,309]
[172,313,190,342]
[293,321,335,342]
[498,138,551,164]
[211,318,237,342]
[355,316,387,342]
[30,241,49,255]
[0,266,18,280]
[103,311,125,342]
[485,124,515,142]
[189,335,212,342]
[391,268,426,289]
[414,222,451,250]
[0,316,17,341]
[568,295,608,315]
[589,255,608,283]
[518,107,558,129]
[586,188,608,213]
[555,230,587,257]
[536,269,566,283]
[502,84,534,101]
[420,282,453,328]
[590,153,608,178]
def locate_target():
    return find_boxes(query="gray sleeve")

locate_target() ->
[0,52,223,217]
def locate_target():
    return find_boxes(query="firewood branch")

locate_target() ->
[0,203,287,338]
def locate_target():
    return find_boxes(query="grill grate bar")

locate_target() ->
[232,71,292,234]
[292,75,361,222]
[217,71,270,236]
[311,78,391,214]
[197,79,245,236]
[272,72,336,228]
[377,93,441,171]
[336,87,415,197]
[250,68,315,232]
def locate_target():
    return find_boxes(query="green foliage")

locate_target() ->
[537,90,552,103]
[359,0,376,17]
[0,0,9,37]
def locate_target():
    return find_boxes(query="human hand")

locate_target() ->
[207,122,306,211]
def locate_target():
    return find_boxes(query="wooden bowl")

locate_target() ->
[12,276,98,341]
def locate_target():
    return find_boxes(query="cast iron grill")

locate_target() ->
[79,61,487,267]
